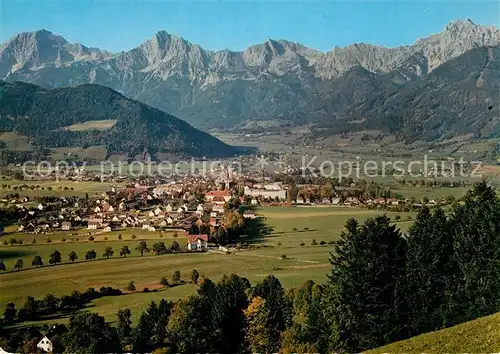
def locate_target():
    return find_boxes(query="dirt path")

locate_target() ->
[231,251,320,264]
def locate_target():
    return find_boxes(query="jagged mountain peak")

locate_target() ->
[1,19,500,133]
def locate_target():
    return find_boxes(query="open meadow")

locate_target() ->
[1,206,416,323]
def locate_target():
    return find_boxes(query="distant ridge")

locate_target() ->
[0,81,235,158]
[0,19,499,141]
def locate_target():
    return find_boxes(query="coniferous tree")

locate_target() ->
[247,275,287,352]
[167,295,213,353]
[32,255,43,268]
[280,281,329,353]
[63,312,121,354]
[116,308,132,348]
[450,181,500,322]
[405,207,458,335]
[211,274,250,353]
[327,216,407,352]
[49,250,62,264]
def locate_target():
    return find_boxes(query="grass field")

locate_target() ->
[61,120,117,131]
[366,311,500,353]
[0,207,416,324]
[0,180,118,198]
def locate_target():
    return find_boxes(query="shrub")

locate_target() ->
[395,215,401,221]
[281,254,287,260]
[126,281,136,291]
[32,238,36,244]
[2,241,7,246]
[131,234,137,240]
[304,227,309,231]
[319,240,326,246]
[277,242,282,247]
[46,238,52,244]
[61,237,66,242]
[300,242,305,247]
[104,236,108,241]
[172,270,181,283]
[327,240,335,245]
[143,287,150,293]
[88,236,95,242]
[407,215,412,220]
[118,234,122,240]
[292,227,297,231]
[311,239,318,246]
[159,277,169,287]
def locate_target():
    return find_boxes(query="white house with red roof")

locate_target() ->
[187,234,208,251]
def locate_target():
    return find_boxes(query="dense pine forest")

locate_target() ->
[1,181,499,353]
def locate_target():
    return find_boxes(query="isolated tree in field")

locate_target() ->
[8,238,17,245]
[172,270,181,283]
[131,234,137,240]
[136,240,149,256]
[190,269,200,285]
[326,216,407,352]
[3,303,17,325]
[46,237,52,244]
[64,311,121,354]
[103,246,114,259]
[85,249,97,261]
[126,281,136,291]
[173,231,178,238]
[14,259,23,270]
[120,245,131,257]
[49,250,62,264]
[118,234,122,240]
[116,308,132,347]
[152,242,168,255]
[69,251,78,263]
[0,260,6,271]
[32,255,43,268]
[159,277,169,287]
[171,240,180,252]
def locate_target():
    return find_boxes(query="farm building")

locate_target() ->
[187,234,208,251]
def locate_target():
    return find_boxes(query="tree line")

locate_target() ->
[0,240,183,272]
[1,181,499,353]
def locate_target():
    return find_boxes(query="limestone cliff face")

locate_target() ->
[1,19,498,130]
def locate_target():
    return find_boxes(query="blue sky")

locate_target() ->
[1,0,499,52]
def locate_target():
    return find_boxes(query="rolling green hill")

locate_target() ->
[0,81,235,159]
[367,311,500,353]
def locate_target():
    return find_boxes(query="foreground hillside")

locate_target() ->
[0,81,235,159]
[367,311,500,353]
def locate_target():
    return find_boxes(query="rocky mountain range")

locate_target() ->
[0,19,499,140]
